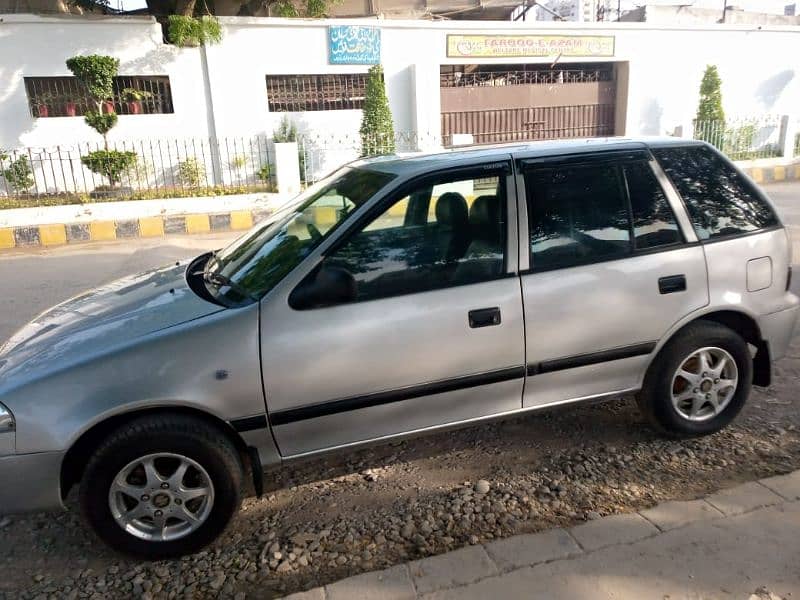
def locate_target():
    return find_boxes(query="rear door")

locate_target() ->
[517,150,709,407]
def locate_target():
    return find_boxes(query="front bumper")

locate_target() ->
[0,451,64,514]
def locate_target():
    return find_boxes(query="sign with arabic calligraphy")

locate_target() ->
[328,26,381,65]
[446,34,615,58]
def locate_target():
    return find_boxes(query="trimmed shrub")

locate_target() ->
[81,150,137,187]
[359,65,395,157]
[2,156,35,192]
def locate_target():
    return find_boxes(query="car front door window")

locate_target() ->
[317,172,508,304]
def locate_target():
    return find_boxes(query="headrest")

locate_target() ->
[435,192,469,227]
[469,195,500,227]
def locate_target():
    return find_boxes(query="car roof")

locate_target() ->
[354,136,702,177]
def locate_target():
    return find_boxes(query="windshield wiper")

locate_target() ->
[202,270,260,302]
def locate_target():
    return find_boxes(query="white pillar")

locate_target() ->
[274,142,301,197]
[778,115,797,160]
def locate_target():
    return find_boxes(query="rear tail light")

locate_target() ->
[787,265,793,292]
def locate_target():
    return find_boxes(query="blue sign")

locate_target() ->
[328,26,380,65]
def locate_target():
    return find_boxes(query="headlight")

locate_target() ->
[0,402,14,434]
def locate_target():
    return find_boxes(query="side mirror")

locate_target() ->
[289,265,357,310]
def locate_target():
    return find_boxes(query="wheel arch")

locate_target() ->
[649,308,770,387]
[60,405,252,500]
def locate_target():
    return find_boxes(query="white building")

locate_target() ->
[0,14,797,183]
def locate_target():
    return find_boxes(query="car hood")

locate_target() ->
[0,260,224,385]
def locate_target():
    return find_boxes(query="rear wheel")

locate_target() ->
[79,414,243,558]
[638,321,752,437]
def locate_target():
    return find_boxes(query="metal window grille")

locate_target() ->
[24,76,175,118]
[265,74,369,112]
[440,67,615,88]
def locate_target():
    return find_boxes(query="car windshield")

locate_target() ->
[205,166,396,304]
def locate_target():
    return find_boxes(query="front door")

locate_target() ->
[517,151,709,407]
[260,163,526,457]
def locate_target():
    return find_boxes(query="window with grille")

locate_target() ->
[24,76,175,118]
[265,74,369,112]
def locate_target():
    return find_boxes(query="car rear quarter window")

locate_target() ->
[652,145,779,240]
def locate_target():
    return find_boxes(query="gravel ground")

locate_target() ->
[1,336,799,600]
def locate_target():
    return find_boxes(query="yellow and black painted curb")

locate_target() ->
[739,163,800,185]
[0,208,272,250]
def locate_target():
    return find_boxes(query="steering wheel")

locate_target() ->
[307,223,322,242]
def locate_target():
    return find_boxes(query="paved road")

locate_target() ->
[0,232,238,344]
[1,181,798,344]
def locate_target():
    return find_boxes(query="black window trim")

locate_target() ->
[524,155,688,275]
[290,160,516,309]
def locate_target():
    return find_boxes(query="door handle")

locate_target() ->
[659,274,686,294]
[469,307,501,328]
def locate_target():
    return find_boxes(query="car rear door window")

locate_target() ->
[527,163,631,271]
[652,145,779,240]
[624,161,682,249]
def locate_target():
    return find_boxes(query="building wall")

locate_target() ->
[0,15,798,154]
[620,5,800,25]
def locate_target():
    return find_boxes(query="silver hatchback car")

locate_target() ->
[0,138,797,557]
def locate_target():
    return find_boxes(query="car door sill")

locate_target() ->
[279,386,640,463]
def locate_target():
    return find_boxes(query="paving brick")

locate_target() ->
[639,499,723,531]
[89,220,116,241]
[13,226,40,246]
[115,219,140,238]
[38,224,66,246]
[209,213,231,231]
[252,208,272,224]
[138,216,164,237]
[185,213,210,234]
[326,565,415,600]
[230,210,253,230]
[705,481,783,516]
[164,215,186,234]
[66,223,90,242]
[759,471,800,501]
[569,512,658,551]
[410,545,498,595]
[485,528,581,571]
[0,228,14,249]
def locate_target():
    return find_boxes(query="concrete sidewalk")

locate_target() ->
[285,470,800,600]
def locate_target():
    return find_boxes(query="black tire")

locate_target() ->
[79,414,243,559]
[638,320,752,437]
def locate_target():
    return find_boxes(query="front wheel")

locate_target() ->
[638,321,752,437]
[79,414,243,558]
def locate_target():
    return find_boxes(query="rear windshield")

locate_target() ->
[652,145,779,240]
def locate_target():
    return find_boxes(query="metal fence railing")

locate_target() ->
[693,116,783,161]
[0,136,276,208]
[299,131,442,183]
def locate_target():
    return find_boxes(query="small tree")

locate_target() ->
[2,155,35,193]
[67,55,138,189]
[66,55,120,146]
[696,65,725,124]
[359,65,395,157]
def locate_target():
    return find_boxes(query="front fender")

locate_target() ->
[3,303,269,456]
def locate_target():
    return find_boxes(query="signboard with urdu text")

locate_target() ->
[328,26,381,65]
[446,34,615,58]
